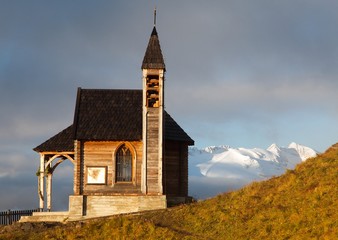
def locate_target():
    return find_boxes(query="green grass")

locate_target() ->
[1,143,338,239]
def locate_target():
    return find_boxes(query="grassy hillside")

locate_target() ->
[1,143,337,239]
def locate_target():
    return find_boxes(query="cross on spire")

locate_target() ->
[154,6,157,26]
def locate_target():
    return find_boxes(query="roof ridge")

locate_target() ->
[79,88,142,92]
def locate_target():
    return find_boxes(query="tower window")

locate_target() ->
[146,75,159,107]
[116,145,132,182]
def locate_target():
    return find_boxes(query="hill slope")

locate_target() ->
[1,144,337,239]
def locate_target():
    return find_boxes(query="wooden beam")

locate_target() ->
[46,173,52,211]
[39,151,74,155]
[39,153,45,211]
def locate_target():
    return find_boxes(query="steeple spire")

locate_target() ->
[141,11,165,71]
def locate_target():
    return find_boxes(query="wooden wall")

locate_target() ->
[74,140,143,195]
[164,140,189,197]
[73,140,82,195]
[73,138,189,198]
[145,107,161,194]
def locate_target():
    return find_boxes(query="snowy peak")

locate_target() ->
[188,142,317,199]
[288,142,317,161]
[267,143,281,155]
[203,145,229,154]
[192,142,317,177]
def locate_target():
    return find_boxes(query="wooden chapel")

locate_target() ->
[31,22,194,219]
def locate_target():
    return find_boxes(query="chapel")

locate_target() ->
[32,22,194,219]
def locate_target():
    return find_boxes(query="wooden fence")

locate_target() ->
[0,209,39,225]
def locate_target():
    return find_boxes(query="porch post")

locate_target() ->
[39,153,45,211]
[46,172,52,211]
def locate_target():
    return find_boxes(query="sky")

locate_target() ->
[0,0,338,210]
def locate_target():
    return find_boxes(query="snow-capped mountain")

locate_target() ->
[188,142,317,199]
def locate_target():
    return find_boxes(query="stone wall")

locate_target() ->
[69,195,166,218]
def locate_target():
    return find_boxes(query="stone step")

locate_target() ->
[19,212,69,223]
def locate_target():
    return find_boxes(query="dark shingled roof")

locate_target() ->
[74,89,143,141]
[165,112,194,145]
[141,27,166,70]
[34,88,194,152]
[34,125,74,152]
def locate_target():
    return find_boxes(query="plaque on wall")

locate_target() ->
[87,166,107,184]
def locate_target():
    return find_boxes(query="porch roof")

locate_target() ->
[33,125,74,152]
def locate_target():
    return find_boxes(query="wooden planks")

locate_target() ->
[75,141,143,194]
[145,108,161,194]
[164,141,189,197]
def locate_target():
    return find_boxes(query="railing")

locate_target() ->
[0,209,39,225]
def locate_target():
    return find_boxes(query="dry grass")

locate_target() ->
[1,143,338,240]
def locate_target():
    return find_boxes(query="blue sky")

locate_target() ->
[0,0,338,210]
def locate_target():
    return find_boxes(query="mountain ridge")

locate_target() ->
[188,142,317,199]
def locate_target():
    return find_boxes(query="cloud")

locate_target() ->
[168,78,338,122]
[0,1,338,210]
[0,150,73,210]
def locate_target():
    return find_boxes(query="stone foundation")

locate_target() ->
[19,212,69,223]
[20,195,173,223]
[69,195,166,219]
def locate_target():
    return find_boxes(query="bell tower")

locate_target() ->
[141,14,166,194]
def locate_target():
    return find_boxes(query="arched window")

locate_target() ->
[116,145,132,182]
